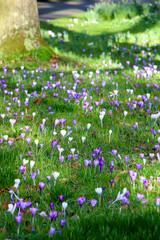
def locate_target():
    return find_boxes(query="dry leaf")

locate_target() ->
[114,175,120,183]
[33,99,42,105]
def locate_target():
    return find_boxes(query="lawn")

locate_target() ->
[0,5,160,240]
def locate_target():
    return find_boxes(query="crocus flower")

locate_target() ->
[77,197,86,208]
[30,207,38,218]
[59,195,64,202]
[39,182,45,195]
[124,156,129,164]
[111,188,128,205]
[143,179,149,190]
[52,172,60,185]
[128,170,137,182]
[19,165,26,174]
[15,212,22,235]
[49,211,57,222]
[136,193,145,201]
[95,188,102,196]
[156,197,160,207]
[60,219,66,228]
[110,179,114,187]
[136,163,142,172]
[112,149,118,157]
[48,227,56,235]
[90,199,97,208]
[51,140,58,150]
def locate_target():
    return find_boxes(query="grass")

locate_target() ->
[0,5,160,239]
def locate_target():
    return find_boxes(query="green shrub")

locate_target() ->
[90,1,143,21]
[32,46,52,61]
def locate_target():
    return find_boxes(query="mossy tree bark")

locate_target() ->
[0,0,44,52]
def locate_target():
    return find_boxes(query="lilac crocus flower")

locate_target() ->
[136,193,145,201]
[136,163,142,172]
[48,227,56,235]
[90,199,97,208]
[99,161,105,173]
[128,170,137,182]
[47,175,51,182]
[124,156,129,164]
[77,197,86,208]
[112,149,118,157]
[30,172,36,181]
[156,197,160,206]
[122,197,128,206]
[109,165,114,173]
[140,153,144,159]
[8,140,14,147]
[30,207,38,218]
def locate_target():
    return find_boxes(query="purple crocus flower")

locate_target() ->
[90,199,97,208]
[48,202,54,210]
[51,140,58,150]
[49,211,57,222]
[136,163,142,172]
[110,179,114,187]
[59,195,64,202]
[73,119,76,126]
[122,197,128,206]
[99,161,105,173]
[40,124,44,131]
[39,182,45,195]
[60,219,66,228]
[143,179,149,189]
[109,165,114,173]
[77,197,86,208]
[28,151,32,157]
[19,165,26,174]
[15,213,22,225]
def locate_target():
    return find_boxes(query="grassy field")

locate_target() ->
[0,7,160,240]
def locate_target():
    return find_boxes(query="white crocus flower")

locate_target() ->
[8,204,16,215]
[32,112,36,118]
[14,179,20,193]
[52,172,60,185]
[109,130,112,135]
[70,148,75,154]
[35,139,39,146]
[95,187,103,196]
[82,136,86,143]
[111,188,128,205]
[68,137,73,142]
[124,111,128,117]
[62,202,68,210]
[4,135,8,141]
[39,211,47,217]
[87,123,91,130]
[23,159,29,165]
[60,130,67,138]
[30,160,35,171]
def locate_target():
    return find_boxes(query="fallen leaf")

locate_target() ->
[114,175,120,183]
[33,99,42,105]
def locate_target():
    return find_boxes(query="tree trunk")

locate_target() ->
[0,0,44,52]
